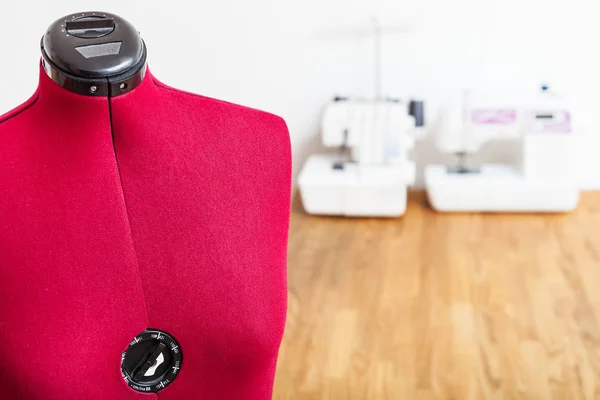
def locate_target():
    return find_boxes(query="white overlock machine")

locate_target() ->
[299,17,424,217]
[425,86,579,212]
[298,97,423,217]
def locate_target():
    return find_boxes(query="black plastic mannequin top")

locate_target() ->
[41,11,147,97]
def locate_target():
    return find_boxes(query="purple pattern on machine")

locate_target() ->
[471,109,517,125]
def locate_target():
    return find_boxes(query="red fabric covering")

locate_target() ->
[0,65,291,399]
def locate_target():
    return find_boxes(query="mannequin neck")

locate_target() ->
[41,58,147,97]
[36,61,155,106]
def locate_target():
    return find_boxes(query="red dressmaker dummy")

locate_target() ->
[0,11,290,400]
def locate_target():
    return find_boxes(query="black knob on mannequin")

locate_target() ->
[65,17,116,38]
[41,11,147,97]
[121,329,183,393]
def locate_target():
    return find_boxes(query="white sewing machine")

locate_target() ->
[298,98,421,217]
[425,87,579,212]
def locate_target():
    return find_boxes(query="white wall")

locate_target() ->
[1,0,599,188]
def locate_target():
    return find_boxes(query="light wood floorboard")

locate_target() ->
[273,191,600,399]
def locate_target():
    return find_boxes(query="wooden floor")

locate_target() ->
[273,191,600,399]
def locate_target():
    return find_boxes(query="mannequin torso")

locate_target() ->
[0,65,290,399]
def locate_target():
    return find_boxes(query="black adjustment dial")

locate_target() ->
[121,329,182,393]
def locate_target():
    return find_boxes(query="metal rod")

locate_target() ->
[372,17,382,101]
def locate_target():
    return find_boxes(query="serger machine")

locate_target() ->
[425,87,578,212]
[299,98,423,217]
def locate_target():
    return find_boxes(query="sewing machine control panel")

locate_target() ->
[527,110,571,133]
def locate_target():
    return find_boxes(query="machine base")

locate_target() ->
[299,155,412,217]
[425,164,579,213]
